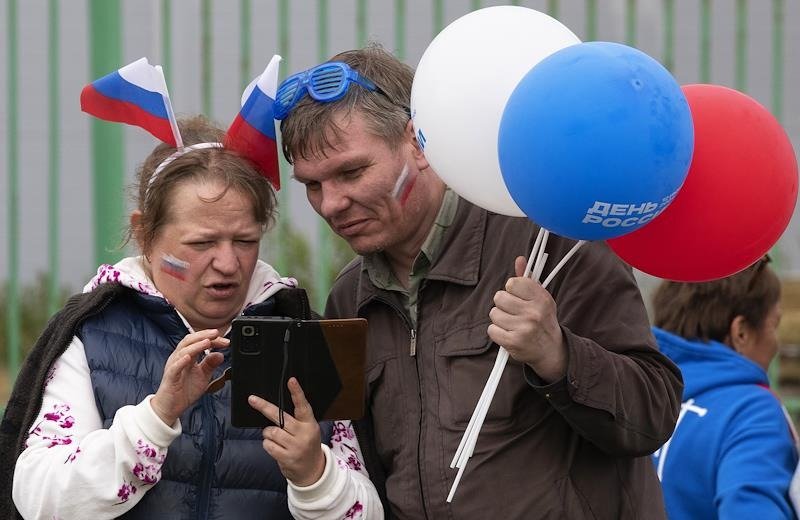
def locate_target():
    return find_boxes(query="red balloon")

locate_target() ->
[608,84,798,282]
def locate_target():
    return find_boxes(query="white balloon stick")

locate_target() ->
[448,234,585,502]
[449,230,551,502]
[450,228,547,470]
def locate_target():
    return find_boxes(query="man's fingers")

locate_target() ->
[489,306,527,332]
[487,323,514,350]
[493,290,520,312]
[514,255,527,277]
[504,277,542,301]
[287,378,315,422]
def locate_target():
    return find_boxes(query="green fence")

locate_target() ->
[3,0,798,404]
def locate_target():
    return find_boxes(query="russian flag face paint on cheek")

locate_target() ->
[391,163,417,205]
[160,253,190,281]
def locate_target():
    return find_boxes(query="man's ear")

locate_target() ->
[728,315,751,353]
[407,119,430,172]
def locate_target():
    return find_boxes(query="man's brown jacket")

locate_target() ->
[328,197,682,519]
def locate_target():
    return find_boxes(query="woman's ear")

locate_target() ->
[728,315,752,353]
[129,210,147,257]
[407,119,430,172]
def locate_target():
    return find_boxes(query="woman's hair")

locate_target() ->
[127,115,277,253]
[652,256,780,342]
[279,43,414,164]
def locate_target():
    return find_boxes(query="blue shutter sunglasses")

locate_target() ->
[274,61,401,120]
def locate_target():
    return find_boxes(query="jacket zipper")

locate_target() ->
[413,339,430,520]
[374,296,430,520]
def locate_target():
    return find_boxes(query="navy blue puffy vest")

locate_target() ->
[79,288,331,520]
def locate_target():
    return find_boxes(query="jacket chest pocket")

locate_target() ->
[365,357,407,460]
[434,322,518,428]
[434,322,554,431]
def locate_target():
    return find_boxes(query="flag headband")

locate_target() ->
[148,142,224,191]
[80,55,282,190]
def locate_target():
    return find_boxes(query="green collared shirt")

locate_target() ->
[363,189,459,329]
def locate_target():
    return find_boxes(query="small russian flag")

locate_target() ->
[225,55,282,189]
[80,58,181,147]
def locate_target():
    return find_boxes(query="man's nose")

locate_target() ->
[212,242,239,274]
[318,182,350,219]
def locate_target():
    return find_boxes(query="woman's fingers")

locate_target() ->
[172,330,226,357]
[153,331,230,426]
[173,336,222,363]
[248,394,277,419]
[248,395,296,429]
[180,338,212,358]
[262,424,294,449]
[251,381,325,486]
[248,377,317,433]
[163,336,226,386]
[287,378,315,423]
[249,397,298,450]
[246,379,314,425]
[208,336,230,349]
[198,351,225,373]
[176,329,219,350]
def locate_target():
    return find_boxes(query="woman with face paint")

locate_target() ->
[3,116,381,520]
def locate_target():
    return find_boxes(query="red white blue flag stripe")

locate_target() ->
[225,55,282,189]
[80,58,179,146]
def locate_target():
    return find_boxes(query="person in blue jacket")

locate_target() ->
[651,255,798,519]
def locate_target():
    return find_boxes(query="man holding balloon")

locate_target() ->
[276,25,685,520]
[272,0,800,514]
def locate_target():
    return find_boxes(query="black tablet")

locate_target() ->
[229,316,368,428]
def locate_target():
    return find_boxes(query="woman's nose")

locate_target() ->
[212,243,239,274]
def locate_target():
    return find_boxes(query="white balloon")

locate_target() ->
[411,6,580,216]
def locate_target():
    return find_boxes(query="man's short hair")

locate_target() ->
[280,43,414,164]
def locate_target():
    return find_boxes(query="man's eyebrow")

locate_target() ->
[335,158,368,171]
[291,172,314,184]
[291,158,368,183]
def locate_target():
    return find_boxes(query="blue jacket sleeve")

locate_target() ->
[716,391,798,519]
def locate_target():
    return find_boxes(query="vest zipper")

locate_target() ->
[195,394,216,519]
[409,328,417,357]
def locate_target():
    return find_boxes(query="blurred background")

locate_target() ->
[1,0,799,416]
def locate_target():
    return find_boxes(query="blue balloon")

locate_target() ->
[498,41,694,241]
